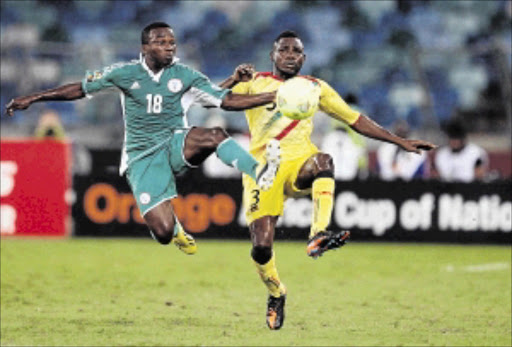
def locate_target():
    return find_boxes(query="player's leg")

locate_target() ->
[295,152,350,258]
[183,127,280,190]
[250,216,286,298]
[295,152,335,237]
[126,146,196,254]
[143,200,196,254]
[250,216,287,330]
[143,200,176,244]
[243,164,287,330]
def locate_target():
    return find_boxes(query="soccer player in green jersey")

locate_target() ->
[5,22,280,253]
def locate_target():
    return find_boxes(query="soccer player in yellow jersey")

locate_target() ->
[220,30,436,330]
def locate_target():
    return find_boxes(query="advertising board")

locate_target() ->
[72,174,511,243]
[1,139,71,237]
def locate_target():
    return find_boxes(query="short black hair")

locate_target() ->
[444,119,467,139]
[274,30,300,44]
[141,22,172,44]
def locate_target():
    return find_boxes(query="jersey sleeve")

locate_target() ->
[189,70,231,107]
[318,80,360,125]
[231,80,251,94]
[475,146,489,168]
[81,65,120,96]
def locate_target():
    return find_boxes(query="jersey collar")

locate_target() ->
[255,71,284,81]
[141,56,180,83]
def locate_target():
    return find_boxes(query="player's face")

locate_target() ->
[143,28,177,67]
[271,37,305,77]
[448,138,465,152]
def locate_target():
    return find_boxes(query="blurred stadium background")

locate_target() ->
[1,0,511,238]
[1,0,511,151]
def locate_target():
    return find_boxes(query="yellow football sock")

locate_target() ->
[310,177,335,239]
[254,253,286,298]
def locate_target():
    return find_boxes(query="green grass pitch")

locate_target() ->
[1,238,510,346]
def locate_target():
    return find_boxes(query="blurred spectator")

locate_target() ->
[34,109,66,140]
[433,119,489,182]
[320,93,369,180]
[72,142,92,176]
[40,22,70,43]
[376,119,429,181]
[34,109,92,175]
[1,0,510,147]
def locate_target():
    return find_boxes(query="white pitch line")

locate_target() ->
[443,262,510,273]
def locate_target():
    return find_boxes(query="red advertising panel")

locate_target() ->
[1,138,71,237]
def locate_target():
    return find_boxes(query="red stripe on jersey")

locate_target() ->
[300,75,321,87]
[255,72,319,84]
[300,75,320,83]
[255,72,284,81]
[275,120,300,140]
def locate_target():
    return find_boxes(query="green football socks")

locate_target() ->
[216,138,258,180]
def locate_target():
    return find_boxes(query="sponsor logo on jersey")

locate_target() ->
[139,192,151,205]
[130,81,141,89]
[167,79,183,93]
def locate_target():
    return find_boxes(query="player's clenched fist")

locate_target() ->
[233,64,255,83]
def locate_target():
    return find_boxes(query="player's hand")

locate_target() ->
[399,139,437,154]
[232,64,254,83]
[4,96,34,117]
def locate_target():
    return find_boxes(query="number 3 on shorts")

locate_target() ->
[250,189,260,212]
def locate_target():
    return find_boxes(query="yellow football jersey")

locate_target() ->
[232,72,360,160]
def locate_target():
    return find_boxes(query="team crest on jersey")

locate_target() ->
[139,192,151,205]
[167,79,183,93]
[86,71,104,82]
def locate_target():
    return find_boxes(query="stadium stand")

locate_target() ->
[1,0,510,162]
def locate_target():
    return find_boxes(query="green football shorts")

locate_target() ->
[125,129,196,216]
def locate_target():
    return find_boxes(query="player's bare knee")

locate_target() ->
[208,126,229,147]
[153,230,172,245]
[315,152,334,170]
[251,245,272,265]
[152,231,172,245]
[148,220,175,245]
[315,153,334,176]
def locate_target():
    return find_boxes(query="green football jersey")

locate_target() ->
[81,58,230,174]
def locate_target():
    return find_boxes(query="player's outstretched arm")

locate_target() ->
[221,91,275,111]
[5,82,85,117]
[350,114,436,154]
[218,63,273,111]
[219,64,255,89]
